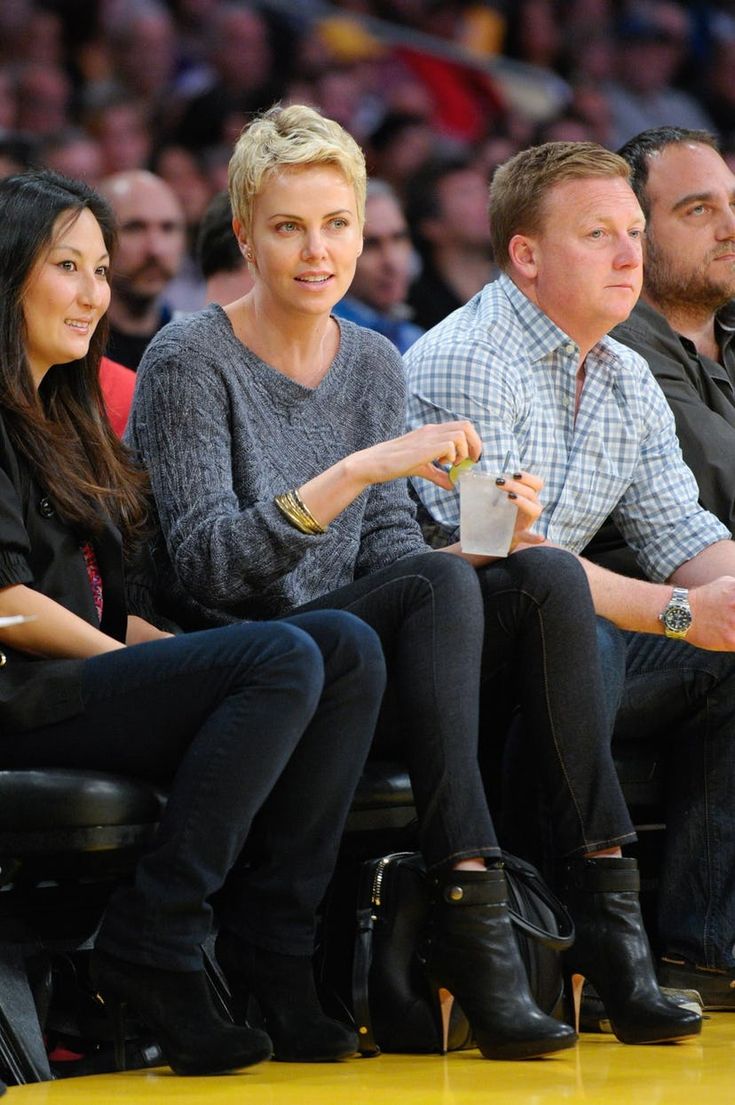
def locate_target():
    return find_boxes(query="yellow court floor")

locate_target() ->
[4,1015,735,1105]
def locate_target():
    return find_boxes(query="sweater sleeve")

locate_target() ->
[129,329,332,610]
[123,540,183,633]
[354,364,428,576]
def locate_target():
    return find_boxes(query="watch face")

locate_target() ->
[664,604,692,632]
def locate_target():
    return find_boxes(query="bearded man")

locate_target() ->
[99,170,186,370]
[612,127,735,533]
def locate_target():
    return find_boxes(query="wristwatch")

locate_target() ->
[658,587,692,640]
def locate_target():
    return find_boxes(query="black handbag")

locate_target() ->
[352,850,574,1056]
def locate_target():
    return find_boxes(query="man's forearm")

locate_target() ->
[577,540,735,651]
[576,556,671,634]
[513,537,735,649]
[515,540,672,633]
[669,540,735,587]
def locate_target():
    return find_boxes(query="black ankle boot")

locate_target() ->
[561,857,702,1044]
[215,930,359,1061]
[426,866,577,1060]
[90,948,273,1076]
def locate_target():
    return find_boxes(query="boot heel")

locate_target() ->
[428,867,576,1061]
[427,982,455,1053]
[438,988,454,1053]
[562,857,702,1045]
[97,992,128,1072]
[90,949,272,1075]
[563,972,584,1036]
[226,985,251,1026]
[215,931,359,1062]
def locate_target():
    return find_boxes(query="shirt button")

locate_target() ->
[38,497,54,518]
[564,341,576,355]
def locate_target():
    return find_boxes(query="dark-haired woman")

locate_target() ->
[0,168,389,1075]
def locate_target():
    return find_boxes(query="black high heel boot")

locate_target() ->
[215,930,359,1061]
[90,948,273,1075]
[561,857,702,1045]
[426,865,577,1060]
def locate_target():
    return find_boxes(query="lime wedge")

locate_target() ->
[449,458,476,484]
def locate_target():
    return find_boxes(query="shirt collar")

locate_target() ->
[630,295,735,363]
[498,273,579,361]
[715,299,735,340]
[659,298,735,369]
[625,297,676,343]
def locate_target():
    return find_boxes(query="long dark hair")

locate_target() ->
[0,169,148,539]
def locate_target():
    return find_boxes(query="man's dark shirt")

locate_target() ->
[583,297,735,573]
[408,261,463,331]
[106,305,173,371]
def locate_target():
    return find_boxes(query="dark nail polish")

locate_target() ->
[512,472,522,480]
[508,492,518,500]
[495,477,506,486]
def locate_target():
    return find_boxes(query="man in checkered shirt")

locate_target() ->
[405,140,735,1008]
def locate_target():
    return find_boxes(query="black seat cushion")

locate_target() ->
[0,770,164,833]
[351,761,413,811]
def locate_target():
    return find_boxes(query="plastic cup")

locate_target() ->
[458,471,518,556]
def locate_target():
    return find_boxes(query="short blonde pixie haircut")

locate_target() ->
[228,103,367,238]
[490,141,632,273]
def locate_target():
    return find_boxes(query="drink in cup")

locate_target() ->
[458,470,518,556]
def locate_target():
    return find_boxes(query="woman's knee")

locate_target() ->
[399,552,485,655]
[284,609,387,697]
[401,549,483,603]
[411,550,483,609]
[499,546,591,603]
[212,620,327,708]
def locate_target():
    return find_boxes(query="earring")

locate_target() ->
[245,248,254,261]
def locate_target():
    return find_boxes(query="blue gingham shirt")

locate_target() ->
[404,273,729,581]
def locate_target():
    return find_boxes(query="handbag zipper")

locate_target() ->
[371,851,415,909]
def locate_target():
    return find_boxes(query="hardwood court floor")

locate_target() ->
[5,1014,734,1105]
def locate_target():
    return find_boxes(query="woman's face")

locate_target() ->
[243,163,363,319]
[22,207,111,387]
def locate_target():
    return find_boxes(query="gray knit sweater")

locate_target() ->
[127,304,428,627]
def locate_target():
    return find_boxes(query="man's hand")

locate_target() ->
[687,577,735,651]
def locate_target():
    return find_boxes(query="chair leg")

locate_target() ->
[0,943,52,1083]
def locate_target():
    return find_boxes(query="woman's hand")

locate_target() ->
[443,469,545,563]
[126,615,174,646]
[503,470,545,550]
[349,421,484,490]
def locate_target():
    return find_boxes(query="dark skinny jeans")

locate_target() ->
[476,547,636,859]
[298,552,499,867]
[598,620,735,971]
[298,547,635,868]
[2,613,386,970]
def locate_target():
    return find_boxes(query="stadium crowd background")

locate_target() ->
[2,0,735,318]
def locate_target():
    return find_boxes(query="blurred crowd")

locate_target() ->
[3,0,735,320]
